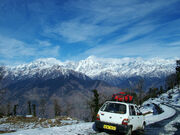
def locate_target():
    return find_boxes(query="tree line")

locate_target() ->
[0,99,62,118]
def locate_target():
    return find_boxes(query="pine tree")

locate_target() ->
[39,99,46,117]
[165,73,176,90]
[13,104,18,116]
[0,66,5,117]
[176,60,180,90]
[54,99,61,117]
[90,89,100,121]
[136,78,144,105]
[32,104,36,117]
[7,102,11,116]
[159,86,164,94]
[27,101,32,115]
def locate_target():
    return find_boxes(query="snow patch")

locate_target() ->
[145,104,176,125]
[3,122,95,135]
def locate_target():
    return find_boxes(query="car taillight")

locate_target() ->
[122,118,129,125]
[96,114,100,121]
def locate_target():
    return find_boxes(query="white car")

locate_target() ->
[95,101,146,135]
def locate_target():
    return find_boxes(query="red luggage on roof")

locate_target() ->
[112,92,133,103]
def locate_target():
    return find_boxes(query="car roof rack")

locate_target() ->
[112,92,133,103]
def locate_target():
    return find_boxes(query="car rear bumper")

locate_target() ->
[95,120,131,133]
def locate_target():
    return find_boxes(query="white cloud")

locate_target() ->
[0,35,60,65]
[37,40,52,47]
[54,21,97,43]
[81,40,180,59]
[46,20,120,43]
[168,41,180,46]
[112,23,157,44]
[0,36,35,58]
[44,0,179,44]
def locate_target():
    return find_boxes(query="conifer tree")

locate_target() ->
[13,104,18,116]
[54,99,61,117]
[7,102,11,116]
[28,101,32,115]
[32,104,36,117]
[136,79,144,105]
[159,86,164,94]
[0,67,5,116]
[176,60,180,90]
[39,99,46,117]
[90,89,100,121]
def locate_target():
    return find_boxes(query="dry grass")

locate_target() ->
[0,115,78,134]
[0,116,67,132]
[6,116,39,124]
[0,130,16,134]
[0,115,80,134]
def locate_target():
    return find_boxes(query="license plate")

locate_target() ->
[103,124,116,130]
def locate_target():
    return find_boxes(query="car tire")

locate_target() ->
[125,126,132,135]
[92,123,102,133]
[142,122,146,131]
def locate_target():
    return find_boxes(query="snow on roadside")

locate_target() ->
[162,108,180,135]
[140,101,159,115]
[141,87,179,125]
[157,87,180,107]
[145,104,176,125]
[140,87,180,135]
[3,122,95,135]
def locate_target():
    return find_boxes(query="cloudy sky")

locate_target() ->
[0,0,180,65]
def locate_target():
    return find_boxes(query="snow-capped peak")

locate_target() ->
[65,56,176,78]
[6,56,177,80]
[9,58,63,73]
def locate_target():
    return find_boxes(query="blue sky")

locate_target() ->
[0,0,180,65]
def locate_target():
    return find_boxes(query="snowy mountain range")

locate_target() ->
[7,56,176,78]
[4,56,176,87]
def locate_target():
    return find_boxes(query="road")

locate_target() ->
[137,105,179,135]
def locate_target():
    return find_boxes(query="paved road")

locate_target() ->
[139,105,179,135]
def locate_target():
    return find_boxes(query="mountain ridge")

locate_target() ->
[5,56,176,82]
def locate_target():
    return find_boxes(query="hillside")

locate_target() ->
[2,71,119,119]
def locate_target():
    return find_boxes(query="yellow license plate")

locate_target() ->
[103,124,116,130]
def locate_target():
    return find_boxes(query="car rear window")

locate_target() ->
[100,102,126,114]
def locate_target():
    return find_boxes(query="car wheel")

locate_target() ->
[142,122,146,131]
[125,126,132,135]
[92,123,102,133]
